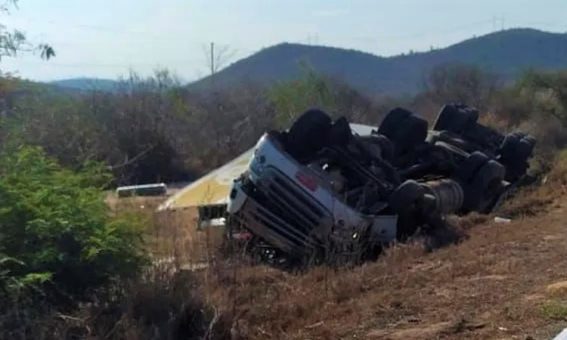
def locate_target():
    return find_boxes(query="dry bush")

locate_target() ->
[494,149,567,219]
[478,110,513,132]
[197,144,567,339]
[1,264,231,340]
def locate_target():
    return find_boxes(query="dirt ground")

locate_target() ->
[203,181,567,339]
[108,175,567,339]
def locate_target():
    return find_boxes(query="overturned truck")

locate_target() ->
[225,104,535,265]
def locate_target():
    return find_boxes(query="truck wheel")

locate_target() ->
[463,160,505,212]
[433,104,478,133]
[379,108,428,155]
[499,133,535,182]
[389,180,426,213]
[378,107,411,137]
[389,180,427,241]
[455,151,490,183]
[500,132,535,161]
[287,109,332,159]
[505,160,530,183]
[327,116,352,147]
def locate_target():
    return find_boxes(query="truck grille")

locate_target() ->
[265,169,326,226]
[245,168,331,251]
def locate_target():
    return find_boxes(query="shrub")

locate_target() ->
[269,65,336,126]
[0,146,147,299]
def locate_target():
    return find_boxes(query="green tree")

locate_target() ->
[269,65,336,126]
[0,146,146,297]
[517,70,567,128]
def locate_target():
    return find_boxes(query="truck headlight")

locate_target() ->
[250,155,266,175]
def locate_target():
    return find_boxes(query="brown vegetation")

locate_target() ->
[199,152,567,339]
[29,148,565,340]
[6,65,567,339]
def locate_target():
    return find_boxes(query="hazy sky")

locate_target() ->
[2,0,567,82]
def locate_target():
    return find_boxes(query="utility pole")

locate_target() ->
[210,42,215,76]
[209,42,215,89]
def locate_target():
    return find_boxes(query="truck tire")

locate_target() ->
[287,109,332,159]
[499,133,536,182]
[501,133,535,159]
[378,107,411,137]
[463,160,505,212]
[455,151,490,183]
[327,116,352,147]
[389,180,427,241]
[502,159,530,183]
[379,108,428,155]
[433,104,479,134]
[389,180,426,213]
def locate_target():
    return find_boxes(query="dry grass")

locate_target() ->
[105,192,225,266]
[203,205,567,339]
[151,209,225,266]
[27,152,567,339]
[191,153,567,340]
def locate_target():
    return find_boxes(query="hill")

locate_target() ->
[49,78,119,92]
[190,28,567,95]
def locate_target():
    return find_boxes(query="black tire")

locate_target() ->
[378,107,411,137]
[286,109,332,159]
[389,180,426,213]
[389,180,426,241]
[463,160,505,212]
[500,132,535,161]
[454,151,490,183]
[379,108,428,155]
[503,160,529,183]
[326,116,353,148]
[433,104,479,133]
[499,133,536,182]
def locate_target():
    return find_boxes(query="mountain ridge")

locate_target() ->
[49,78,120,92]
[190,28,567,95]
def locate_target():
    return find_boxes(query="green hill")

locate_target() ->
[49,78,119,92]
[190,28,567,95]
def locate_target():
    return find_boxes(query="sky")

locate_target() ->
[1,0,567,82]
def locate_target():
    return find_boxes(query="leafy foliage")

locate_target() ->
[0,0,55,63]
[269,65,336,126]
[517,70,567,127]
[0,146,146,298]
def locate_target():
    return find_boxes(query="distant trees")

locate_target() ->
[269,66,336,126]
[0,67,402,185]
[424,63,499,111]
[5,63,566,186]
[517,70,567,127]
[0,70,276,184]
